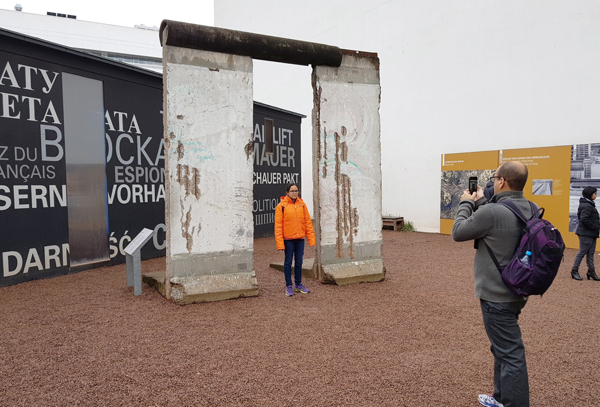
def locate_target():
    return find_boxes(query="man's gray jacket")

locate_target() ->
[452,190,534,302]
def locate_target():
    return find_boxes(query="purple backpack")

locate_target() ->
[484,200,565,296]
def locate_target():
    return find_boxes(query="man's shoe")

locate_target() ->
[478,394,504,407]
[285,286,294,296]
[294,284,310,294]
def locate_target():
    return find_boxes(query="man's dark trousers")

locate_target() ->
[480,299,529,407]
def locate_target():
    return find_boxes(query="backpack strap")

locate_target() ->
[482,200,541,274]
[534,202,545,219]
[499,200,544,221]
[483,240,503,273]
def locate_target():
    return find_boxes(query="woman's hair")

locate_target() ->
[286,183,299,192]
[582,186,597,200]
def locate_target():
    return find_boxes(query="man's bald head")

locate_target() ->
[497,161,528,191]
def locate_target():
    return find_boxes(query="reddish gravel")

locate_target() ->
[0,231,598,406]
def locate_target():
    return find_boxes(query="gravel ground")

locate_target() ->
[0,230,598,406]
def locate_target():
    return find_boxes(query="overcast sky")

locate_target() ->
[1,0,214,28]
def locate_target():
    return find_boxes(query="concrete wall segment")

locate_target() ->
[313,53,383,275]
[163,44,254,295]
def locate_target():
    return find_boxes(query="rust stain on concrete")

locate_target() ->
[334,126,359,259]
[344,174,355,259]
[340,127,348,165]
[169,132,176,139]
[244,138,254,160]
[176,164,201,199]
[177,141,185,160]
[322,126,328,178]
[177,115,184,120]
[180,201,194,253]
[192,168,200,199]
[340,141,348,162]
[342,174,350,236]
[312,73,325,282]
[335,131,343,258]
[312,73,325,181]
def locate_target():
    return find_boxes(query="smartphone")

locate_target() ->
[468,176,478,194]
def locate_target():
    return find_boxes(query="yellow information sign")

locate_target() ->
[440,146,576,249]
[442,150,499,172]
[502,146,573,248]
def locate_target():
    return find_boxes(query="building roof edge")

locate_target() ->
[0,26,163,79]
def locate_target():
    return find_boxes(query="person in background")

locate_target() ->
[571,186,600,281]
[483,179,495,202]
[274,183,316,296]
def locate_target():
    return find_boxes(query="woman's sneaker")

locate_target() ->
[285,286,294,296]
[478,394,503,407]
[294,284,310,294]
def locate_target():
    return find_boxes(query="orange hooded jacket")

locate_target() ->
[274,195,316,250]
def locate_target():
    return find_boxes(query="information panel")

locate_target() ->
[440,151,499,234]
[502,146,572,247]
[441,145,578,250]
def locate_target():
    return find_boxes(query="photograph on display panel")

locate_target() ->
[440,169,495,219]
[532,179,553,196]
[569,143,600,232]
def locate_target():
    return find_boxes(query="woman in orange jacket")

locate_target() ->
[274,183,316,296]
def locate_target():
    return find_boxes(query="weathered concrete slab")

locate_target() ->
[321,259,385,286]
[312,51,385,285]
[168,272,259,305]
[143,270,258,304]
[143,271,166,297]
[161,44,257,304]
[269,258,317,280]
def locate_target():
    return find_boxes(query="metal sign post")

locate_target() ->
[124,228,154,295]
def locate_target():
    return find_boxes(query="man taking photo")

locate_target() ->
[452,161,534,407]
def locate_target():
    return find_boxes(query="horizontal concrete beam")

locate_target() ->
[160,20,343,67]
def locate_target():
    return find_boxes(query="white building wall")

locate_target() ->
[215,0,600,232]
[0,8,162,59]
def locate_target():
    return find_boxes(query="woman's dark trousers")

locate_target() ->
[573,235,597,272]
[284,239,305,287]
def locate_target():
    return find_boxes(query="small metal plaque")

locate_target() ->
[124,228,154,256]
